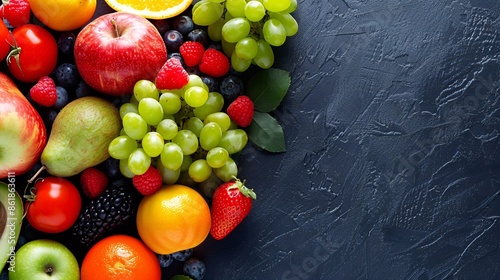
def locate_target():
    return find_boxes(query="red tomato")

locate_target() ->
[7,24,58,83]
[26,176,82,233]
[0,20,13,61]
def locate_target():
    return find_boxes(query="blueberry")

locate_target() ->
[201,76,218,92]
[104,157,120,179]
[220,75,244,104]
[185,66,201,76]
[57,32,76,56]
[54,86,69,109]
[171,249,193,261]
[150,19,170,36]
[206,41,223,53]
[164,30,184,53]
[75,80,91,98]
[183,258,206,280]
[173,15,194,37]
[45,109,58,128]
[157,254,174,268]
[54,63,80,88]
[187,29,209,47]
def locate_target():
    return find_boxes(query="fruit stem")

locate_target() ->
[21,165,46,220]
[111,19,120,37]
[229,176,257,199]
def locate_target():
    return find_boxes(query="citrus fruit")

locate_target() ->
[29,0,96,31]
[80,235,161,280]
[136,184,211,254]
[104,0,193,19]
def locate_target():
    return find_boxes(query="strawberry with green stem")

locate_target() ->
[210,177,257,240]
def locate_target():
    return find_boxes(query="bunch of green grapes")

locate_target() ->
[192,0,298,71]
[108,77,249,196]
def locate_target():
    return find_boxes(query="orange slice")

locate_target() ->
[104,0,193,19]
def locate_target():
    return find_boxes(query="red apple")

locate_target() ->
[0,72,47,178]
[74,12,167,96]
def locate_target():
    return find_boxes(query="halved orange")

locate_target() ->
[104,0,193,19]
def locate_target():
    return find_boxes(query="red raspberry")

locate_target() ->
[179,41,205,67]
[29,76,57,107]
[132,166,162,195]
[155,57,189,90]
[199,48,230,78]
[226,95,254,127]
[2,0,30,28]
[80,167,109,199]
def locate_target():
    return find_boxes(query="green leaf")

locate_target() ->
[248,111,286,153]
[246,68,291,112]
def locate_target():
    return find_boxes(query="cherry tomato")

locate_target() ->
[7,24,58,83]
[26,176,82,233]
[0,20,13,61]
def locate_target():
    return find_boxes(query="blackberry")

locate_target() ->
[219,75,244,105]
[72,181,137,247]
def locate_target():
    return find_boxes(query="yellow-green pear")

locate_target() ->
[41,96,121,177]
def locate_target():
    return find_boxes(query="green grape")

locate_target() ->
[235,37,258,60]
[253,39,274,69]
[123,112,148,140]
[231,50,252,72]
[192,0,210,13]
[244,1,266,22]
[177,171,197,187]
[206,147,229,168]
[133,79,159,101]
[160,142,184,171]
[204,112,231,132]
[159,92,182,115]
[183,117,204,137]
[219,129,248,154]
[128,148,151,175]
[263,0,291,12]
[186,75,209,92]
[184,86,209,108]
[156,118,178,140]
[180,155,193,171]
[284,0,297,13]
[193,91,225,120]
[197,171,222,197]
[192,1,224,26]
[263,18,287,46]
[119,159,135,178]
[228,119,239,130]
[119,103,138,119]
[142,131,164,157]
[188,159,212,183]
[200,122,222,150]
[221,38,236,57]
[269,12,298,36]
[119,128,127,136]
[138,97,164,125]
[172,130,199,155]
[208,17,225,41]
[108,135,138,159]
[226,0,246,17]
[129,94,139,105]
[208,0,225,3]
[222,17,251,43]
[157,159,181,185]
[214,156,238,182]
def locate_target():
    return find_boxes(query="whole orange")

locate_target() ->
[81,235,161,280]
[136,184,211,254]
[29,0,96,31]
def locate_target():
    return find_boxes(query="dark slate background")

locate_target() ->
[97,0,500,279]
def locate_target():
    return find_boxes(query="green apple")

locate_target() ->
[8,239,79,280]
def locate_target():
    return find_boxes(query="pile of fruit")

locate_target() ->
[0,0,298,279]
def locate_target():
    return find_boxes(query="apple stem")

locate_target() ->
[111,19,120,38]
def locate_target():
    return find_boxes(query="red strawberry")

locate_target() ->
[80,167,109,199]
[132,166,162,195]
[155,57,190,90]
[179,41,205,67]
[226,95,254,127]
[29,76,57,107]
[199,48,230,78]
[210,178,256,240]
[2,0,30,28]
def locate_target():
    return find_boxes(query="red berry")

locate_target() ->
[179,41,205,67]
[199,48,230,78]
[29,76,57,107]
[155,57,190,90]
[80,168,109,199]
[210,179,256,240]
[2,0,30,28]
[132,166,162,195]
[226,95,254,127]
